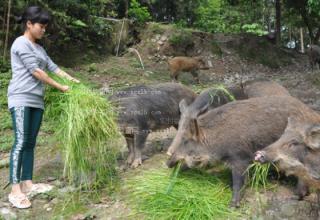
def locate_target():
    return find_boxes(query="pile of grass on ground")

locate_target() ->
[125,167,240,220]
[45,75,121,190]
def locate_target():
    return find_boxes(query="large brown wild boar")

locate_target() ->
[255,107,320,191]
[167,79,290,157]
[168,56,206,83]
[167,96,308,207]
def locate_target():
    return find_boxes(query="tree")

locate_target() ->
[275,0,281,45]
[284,0,320,43]
[3,0,11,61]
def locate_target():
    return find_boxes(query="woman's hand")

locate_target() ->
[60,85,69,93]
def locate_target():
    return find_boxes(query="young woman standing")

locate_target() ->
[7,6,79,208]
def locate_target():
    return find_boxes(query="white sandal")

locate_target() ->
[23,183,54,197]
[8,193,31,209]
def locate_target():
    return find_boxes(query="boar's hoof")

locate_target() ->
[126,153,135,165]
[131,158,142,168]
[295,186,310,200]
[229,200,240,208]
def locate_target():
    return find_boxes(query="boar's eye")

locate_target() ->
[288,140,300,147]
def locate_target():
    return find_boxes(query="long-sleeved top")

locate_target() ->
[7,35,58,110]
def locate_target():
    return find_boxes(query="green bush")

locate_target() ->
[128,0,151,24]
[169,29,194,49]
[242,23,268,36]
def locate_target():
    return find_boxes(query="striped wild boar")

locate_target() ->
[168,56,206,83]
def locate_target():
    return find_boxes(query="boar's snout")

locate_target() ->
[166,157,177,168]
[166,154,181,168]
[254,151,267,163]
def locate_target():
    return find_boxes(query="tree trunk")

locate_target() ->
[3,0,11,61]
[1,3,7,48]
[124,0,128,18]
[300,28,304,53]
[275,0,281,46]
[1,4,6,33]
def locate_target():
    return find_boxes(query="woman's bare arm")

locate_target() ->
[54,68,80,83]
[32,68,69,92]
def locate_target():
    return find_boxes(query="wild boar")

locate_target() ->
[307,44,320,70]
[167,96,306,207]
[168,56,206,83]
[111,83,196,168]
[254,107,320,192]
[167,79,290,156]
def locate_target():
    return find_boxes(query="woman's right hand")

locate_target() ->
[60,85,69,93]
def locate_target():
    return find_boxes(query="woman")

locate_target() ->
[7,6,79,208]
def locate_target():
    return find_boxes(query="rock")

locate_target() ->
[0,202,9,208]
[280,202,296,217]
[160,35,167,41]
[46,207,52,212]
[157,40,164,46]
[0,158,9,168]
[43,203,50,210]
[52,180,63,188]
[155,34,161,40]
[50,198,59,205]
[47,177,57,182]
[0,208,17,220]
[71,214,86,220]
[58,186,76,194]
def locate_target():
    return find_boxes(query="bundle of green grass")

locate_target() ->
[45,75,121,189]
[125,165,241,220]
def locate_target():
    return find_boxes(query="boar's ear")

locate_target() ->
[196,103,210,117]
[193,119,203,143]
[179,99,188,114]
[305,125,320,150]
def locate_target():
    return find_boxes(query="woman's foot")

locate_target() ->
[8,193,31,209]
[21,181,53,196]
[8,184,31,209]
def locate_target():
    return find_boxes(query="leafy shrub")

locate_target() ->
[128,0,151,24]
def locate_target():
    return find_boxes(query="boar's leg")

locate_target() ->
[170,71,179,82]
[230,168,245,208]
[190,70,200,84]
[125,135,135,166]
[295,179,310,200]
[131,132,148,168]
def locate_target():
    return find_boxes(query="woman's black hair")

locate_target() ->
[17,6,51,29]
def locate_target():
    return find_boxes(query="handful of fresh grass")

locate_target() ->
[246,162,278,190]
[45,75,121,190]
[125,167,240,220]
